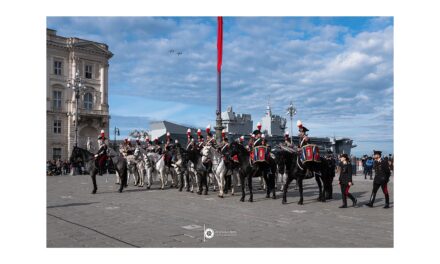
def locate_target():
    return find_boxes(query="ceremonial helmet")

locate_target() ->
[297,120,309,133]
[98,130,107,140]
[239,135,244,142]
[284,131,290,140]
[206,125,212,137]
[373,150,382,156]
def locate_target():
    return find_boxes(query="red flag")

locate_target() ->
[217,16,223,73]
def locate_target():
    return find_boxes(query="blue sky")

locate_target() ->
[47,17,393,156]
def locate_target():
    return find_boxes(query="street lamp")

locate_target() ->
[114,126,120,149]
[67,70,84,148]
[286,101,297,144]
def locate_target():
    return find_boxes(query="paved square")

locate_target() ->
[47,173,393,247]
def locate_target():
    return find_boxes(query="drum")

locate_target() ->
[253,146,269,163]
[300,144,321,163]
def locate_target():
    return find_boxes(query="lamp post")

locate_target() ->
[67,70,84,148]
[114,126,120,149]
[286,101,297,145]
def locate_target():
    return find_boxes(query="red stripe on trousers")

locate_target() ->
[383,183,388,195]
[345,185,350,196]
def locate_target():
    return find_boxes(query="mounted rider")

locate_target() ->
[220,129,233,193]
[163,132,174,167]
[94,130,108,176]
[253,122,263,147]
[153,137,162,154]
[196,129,204,150]
[205,124,217,148]
[186,129,195,151]
[297,120,310,150]
[283,131,294,148]
[202,125,214,174]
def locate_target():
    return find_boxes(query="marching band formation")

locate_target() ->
[87,120,392,209]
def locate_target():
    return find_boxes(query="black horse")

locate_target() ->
[70,146,128,194]
[275,146,332,205]
[185,144,209,195]
[229,141,277,202]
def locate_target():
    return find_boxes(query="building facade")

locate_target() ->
[46,28,113,161]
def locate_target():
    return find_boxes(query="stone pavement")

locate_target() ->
[47,173,393,247]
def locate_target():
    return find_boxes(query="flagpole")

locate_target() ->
[215,17,224,142]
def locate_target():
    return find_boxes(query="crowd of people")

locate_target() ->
[46,159,85,176]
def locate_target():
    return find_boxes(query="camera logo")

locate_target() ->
[204,228,215,240]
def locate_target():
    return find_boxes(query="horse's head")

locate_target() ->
[134,147,140,157]
[201,145,211,163]
[230,141,247,158]
[70,146,82,163]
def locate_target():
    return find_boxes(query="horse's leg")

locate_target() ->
[271,172,277,199]
[91,170,97,194]
[231,169,237,196]
[185,170,190,192]
[298,178,304,205]
[146,168,151,189]
[115,170,120,185]
[263,167,270,198]
[282,172,295,204]
[239,171,246,202]
[118,168,126,193]
[248,169,254,202]
[315,172,323,202]
[178,168,184,192]
[160,169,165,190]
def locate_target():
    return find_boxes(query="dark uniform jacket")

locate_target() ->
[96,143,108,156]
[253,138,263,147]
[373,158,391,185]
[338,162,353,184]
[298,136,310,148]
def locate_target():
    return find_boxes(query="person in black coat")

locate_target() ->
[366,150,391,208]
[338,154,357,208]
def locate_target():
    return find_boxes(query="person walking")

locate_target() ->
[338,154,357,208]
[366,150,391,208]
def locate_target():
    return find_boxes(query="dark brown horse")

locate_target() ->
[70,146,128,194]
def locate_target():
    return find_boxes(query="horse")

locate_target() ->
[275,145,332,205]
[171,144,191,192]
[133,147,148,187]
[186,144,209,195]
[201,145,227,198]
[70,146,127,194]
[145,151,169,190]
[229,142,277,202]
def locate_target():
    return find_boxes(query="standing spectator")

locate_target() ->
[338,154,357,208]
[361,155,367,177]
[364,156,374,180]
[388,154,394,173]
[351,155,357,175]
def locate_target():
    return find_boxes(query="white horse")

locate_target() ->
[133,147,147,187]
[146,152,169,190]
[201,145,227,198]
[126,154,140,186]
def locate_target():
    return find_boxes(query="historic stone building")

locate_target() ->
[46,28,113,161]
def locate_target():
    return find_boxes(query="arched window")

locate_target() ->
[84,93,93,110]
